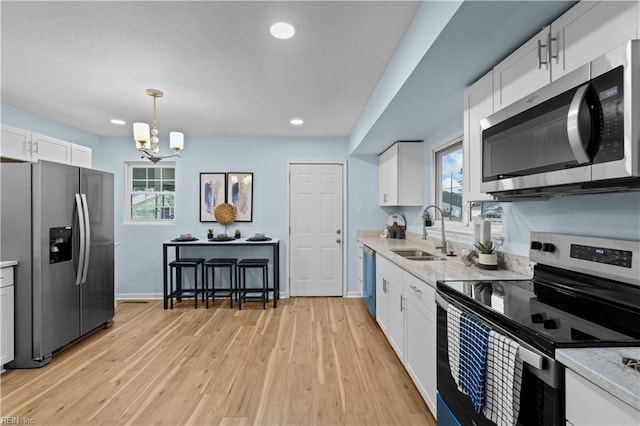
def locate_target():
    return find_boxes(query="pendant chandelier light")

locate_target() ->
[132,89,184,163]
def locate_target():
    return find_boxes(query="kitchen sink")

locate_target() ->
[390,249,445,261]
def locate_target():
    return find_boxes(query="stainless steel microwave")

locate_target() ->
[480,40,640,198]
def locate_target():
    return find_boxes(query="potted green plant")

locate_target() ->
[474,240,498,270]
[422,209,433,227]
[207,229,214,239]
[234,229,241,239]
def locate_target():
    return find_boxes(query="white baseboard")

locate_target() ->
[346,290,364,298]
[117,293,163,301]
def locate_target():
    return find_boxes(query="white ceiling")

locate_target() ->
[1,1,421,138]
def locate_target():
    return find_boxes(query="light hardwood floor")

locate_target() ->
[0,298,435,425]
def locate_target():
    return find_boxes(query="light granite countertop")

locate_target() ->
[0,260,18,268]
[557,347,640,410]
[357,231,531,287]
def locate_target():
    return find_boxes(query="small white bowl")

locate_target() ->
[179,233,192,240]
[254,233,265,239]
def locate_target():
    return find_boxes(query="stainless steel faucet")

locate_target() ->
[424,205,447,255]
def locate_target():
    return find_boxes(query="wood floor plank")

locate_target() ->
[1,298,435,425]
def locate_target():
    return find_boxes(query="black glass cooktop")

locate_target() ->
[437,265,640,356]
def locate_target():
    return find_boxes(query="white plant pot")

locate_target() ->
[478,253,498,270]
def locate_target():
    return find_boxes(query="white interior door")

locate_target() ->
[289,163,343,297]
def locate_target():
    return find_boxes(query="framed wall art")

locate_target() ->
[227,172,253,222]
[199,172,226,222]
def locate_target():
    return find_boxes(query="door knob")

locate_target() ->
[336,229,342,235]
[336,238,342,243]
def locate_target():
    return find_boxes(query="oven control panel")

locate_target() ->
[569,244,632,268]
[530,232,639,286]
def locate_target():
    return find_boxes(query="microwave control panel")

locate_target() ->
[592,66,624,164]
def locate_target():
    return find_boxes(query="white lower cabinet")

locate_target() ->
[386,276,405,360]
[375,256,437,416]
[565,369,640,426]
[403,272,437,415]
[0,266,15,370]
[375,256,399,340]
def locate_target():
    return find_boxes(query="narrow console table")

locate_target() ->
[162,237,280,309]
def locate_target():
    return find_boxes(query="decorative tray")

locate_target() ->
[172,237,199,242]
[247,237,272,242]
[209,236,235,242]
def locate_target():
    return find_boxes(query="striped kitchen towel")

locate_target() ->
[459,311,491,413]
[447,304,463,388]
[483,330,523,426]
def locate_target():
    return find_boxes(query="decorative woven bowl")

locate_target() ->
[214,203,237,225]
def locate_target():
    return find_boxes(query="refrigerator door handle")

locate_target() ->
[80,194,91,284]
[75,193,86,285]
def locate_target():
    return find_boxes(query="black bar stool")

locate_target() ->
[237,258,269,310]
[168,257,205,309]
[204,258,238,308]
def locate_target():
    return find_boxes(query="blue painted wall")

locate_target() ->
[3,100,640,296]
[2,104,101,151]
[1,104,386,298]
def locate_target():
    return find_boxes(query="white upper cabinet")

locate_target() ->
[553,1,639,81]
[1,124,32,162]
[1,125,92,167]
[31,132,72,164]
[462,70,494,208]
[493,27,552,111]
[494,0,639,112]
[378,141,424,206]
[71,143,92,168]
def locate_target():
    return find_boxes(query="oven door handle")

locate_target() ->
[436,292,545,371]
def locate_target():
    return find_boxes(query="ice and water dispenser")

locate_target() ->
[50,226,72,264]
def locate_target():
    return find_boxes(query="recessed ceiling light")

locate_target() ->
[270,22,295,39]
[290,118,304,126]
[110,119,126,125]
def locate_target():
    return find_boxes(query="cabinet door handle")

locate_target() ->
[410,284,422,295]
[548,32,558,64]
[538,32,557,69]
[400,295,404,312]
[382,278,387,293]
[537,38,545,69]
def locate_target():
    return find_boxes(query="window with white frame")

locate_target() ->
[470,200,503,224]
[124,162,175,223]
[435,141,463,222]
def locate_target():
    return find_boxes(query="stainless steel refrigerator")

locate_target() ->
[1,160,114,368]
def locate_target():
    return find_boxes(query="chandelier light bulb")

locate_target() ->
[133,122,150,144]
[170,132,184,151]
